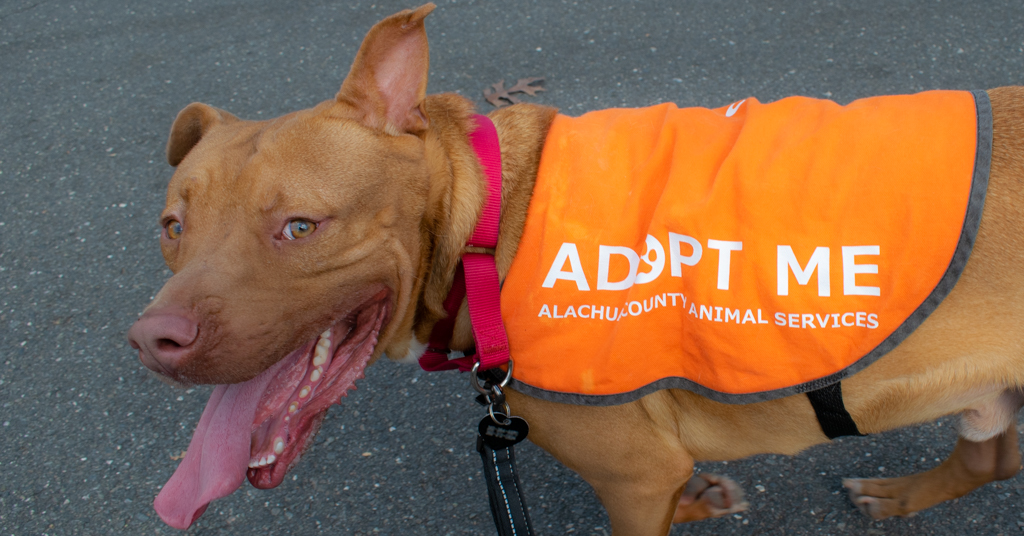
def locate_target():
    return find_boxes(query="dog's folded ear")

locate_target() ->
[336,3,436,135]
[166,103,239,166]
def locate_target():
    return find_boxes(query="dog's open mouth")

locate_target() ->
[153,291,391,529]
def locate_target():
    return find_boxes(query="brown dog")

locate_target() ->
[128,4,1024,534]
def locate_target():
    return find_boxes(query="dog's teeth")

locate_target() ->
[266,454,276,465]
[248,459,258,468]
[313,346,328,366]
[316,337,330,350]
[321,329,331,339]
[274,438,285,454]
[288,402,299,414]
[258,456,268,467]
[299,386,310,399]
[310,368,322,382]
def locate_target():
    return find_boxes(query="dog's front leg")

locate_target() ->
[507,389,752,534]
[844,389,1023,519]
[506,389,696,535]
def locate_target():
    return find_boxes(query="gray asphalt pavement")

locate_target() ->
[2,0,1023,534]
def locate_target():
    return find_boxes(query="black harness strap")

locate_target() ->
[806,382,864,439]
[477,439,535,536]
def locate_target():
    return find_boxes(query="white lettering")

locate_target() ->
[700,304,713,320]
[842,312,855,326]
[743,309,757,324]
[725,308,741,323]
[635,235,666,284]
[802,314,815,329]
[543,243,591,291]
[628,301,643,316]
[643,298,654,312]
[777,245,831,297]
[669,233,703,276]
[867,313,879,329]
[842,246,880,296]
[598,245,640,291]
[707,239,743,290]
[816,313,830,328]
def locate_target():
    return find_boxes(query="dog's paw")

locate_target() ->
[673,473,749,523]
[843,478,916,520]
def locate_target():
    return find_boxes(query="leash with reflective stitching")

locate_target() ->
[417,114,534,536]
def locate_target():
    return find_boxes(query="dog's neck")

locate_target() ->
[408,95,557,355]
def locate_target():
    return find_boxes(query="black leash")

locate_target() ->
[472,364,535,536]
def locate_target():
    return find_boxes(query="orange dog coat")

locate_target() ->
[500,90,991,405]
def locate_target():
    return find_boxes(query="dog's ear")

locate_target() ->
[166,103,238,166]
[336,3,435,134]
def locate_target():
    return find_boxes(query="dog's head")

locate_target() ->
[127,4,486,528]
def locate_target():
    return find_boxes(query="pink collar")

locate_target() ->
[418,114,510,372]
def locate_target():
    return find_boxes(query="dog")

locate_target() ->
[128,4,1024,534]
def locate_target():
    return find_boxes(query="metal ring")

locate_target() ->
[469,359,514,395]
[499,359,514,388]
[489,384,506,406]
[470,362,488,395]
[488,403,512,425]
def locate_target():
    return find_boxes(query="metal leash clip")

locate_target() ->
[471,360,529,449]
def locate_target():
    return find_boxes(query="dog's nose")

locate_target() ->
[128,307,200,377]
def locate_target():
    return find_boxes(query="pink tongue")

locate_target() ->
[153,359,287,529]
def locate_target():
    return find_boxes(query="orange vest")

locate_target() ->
[501,90,990,405]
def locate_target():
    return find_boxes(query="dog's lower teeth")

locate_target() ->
[310,368,321,382]
[274,438,285,454]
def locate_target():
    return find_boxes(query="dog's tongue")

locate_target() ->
[153,359,286,529]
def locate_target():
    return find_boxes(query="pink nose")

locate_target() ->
[128,307,200,377]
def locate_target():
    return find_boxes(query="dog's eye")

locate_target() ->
[165,219,183,240]
[283,219,317,240]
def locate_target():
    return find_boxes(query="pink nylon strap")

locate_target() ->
[418,114,510,372]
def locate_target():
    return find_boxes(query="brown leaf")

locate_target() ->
[170,450,187,461]
[483,77,546,108]
[507,77,546,96]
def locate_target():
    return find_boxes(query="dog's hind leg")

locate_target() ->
[843,389,1023,519]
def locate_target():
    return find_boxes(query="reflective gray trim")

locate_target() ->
[511,90,993,407]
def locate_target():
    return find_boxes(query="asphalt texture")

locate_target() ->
[2,0,1023,534]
